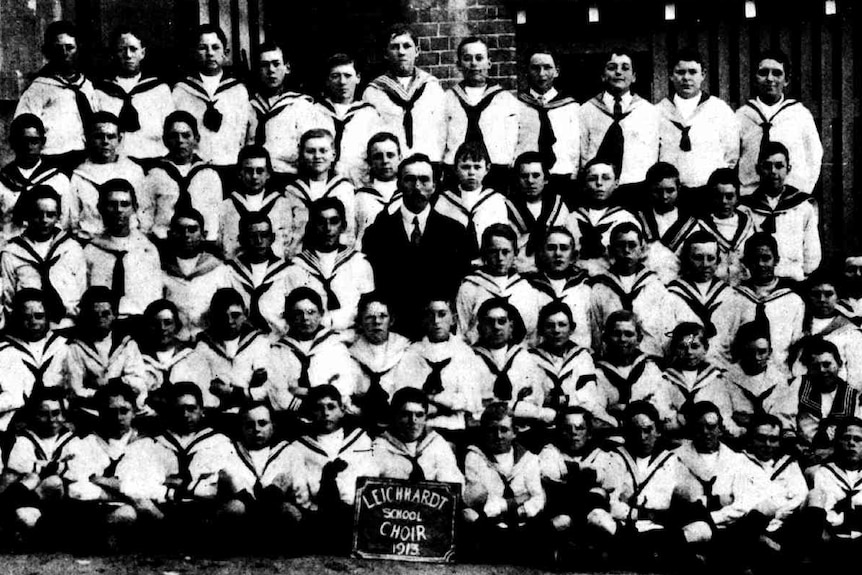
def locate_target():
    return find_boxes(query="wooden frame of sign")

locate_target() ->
[352,476,460,562]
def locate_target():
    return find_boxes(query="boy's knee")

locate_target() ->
[14,506,42,530]
[107,504,138,526]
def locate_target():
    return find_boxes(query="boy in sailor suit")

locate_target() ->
[443,37,520,193]
[14,21,96,168]
[284,198,374,340]
[70,112,145,240]
[736,50,822,196]
[218,145,292,259]
[354,133,403,248]
[2,388,75,537]
[373,388,463,484]
[694,168,756,285]
[171,25,253,168]
[507,153,579,274]
[1,187,86,329]
[314,54,382,184]
[348,293,411,429]
[283,130,356,258]
[657,49,739,194]
[579,49,660,191]
[528,227,592,350]
[456,224,543,344]
[0,115,74,245]
[269,287,357,416]
[93,27,174,163]
[435,141,509,256]
[162,209,231,339]
[839,255,862,323]
[138,111,223,243]
[250,43,320,176]
[284,385,378,553]
[227,214,291,337]
[588,223,670,356]
[741,142,821,281]
[362,25,446,162]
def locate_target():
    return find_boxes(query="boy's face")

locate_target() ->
[172,394,203,435]
[455,157,488,191]
[48,33,78,73]
[399,161,436,213]
[423,301,453,343]
[89,122,122,163]
[483,235,515,276]
[539,232,576,275]
[755,58,787,103]
[745,245,777,282]
[241,221,274,258]
[739,337,771,374]
[808,283,838,318]
[837,425,862,467]
[517,161,547,201]
[602,53,635,95]
[19,300,48,341]
[606,319,641,357]
[685,241,718,283]
[34,399,65,438]
[584,163,618,203]
[478,307,513,349]
[360,301,391,345]
[528,53,559,94]
[627,414,659,458]
[649,177,679,213]
[711,183,739,218]
[749,423,781,462]
[368,140,401,182]
[89,301,115,336]
[301,137,335,176]
[239,156,271,193]
[170,216,203,257]
[394,401,427,443]
[844,258,862,294]
[806,352,840,389]
[101,190,134,234]
[458,41,490,86]
[102,395,135,438]
[673,333,707,370]
[194,32,226,75]
[216,304,246,340]
[241,405,274,448]
[150,309,178,347]
[258,48,288,90]
[692,412,722,453]
[610,231,644,273]
[164,121,198,160]
[312,396,344,434]
[671,60,704,99]
[13,127,45,163]
[560,413,590,453]
[326,63,359,103]
[485,415,515,455]
[757,152,790,193]
[312,207,344,250]
[386,33,418,77]
[540,311,572,350]
[28,198,60,242]
[288,299,322,338]
[116,33,145,77]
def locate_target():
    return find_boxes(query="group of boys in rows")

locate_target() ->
[0,16,856,574]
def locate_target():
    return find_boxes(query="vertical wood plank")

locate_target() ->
[199,0,209,25]
[839,14,856,252]
[818,16,835,256]
[799,20,813,106]
[737,21,751,104]
[716,18,731,102]
[652,29,668,102]
[237,0,251,65]
[697,26,710,94]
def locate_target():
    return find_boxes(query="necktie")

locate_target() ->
[66,78,94,132]
[697,476,721,512]
[118,91,141,133]
[534,100,558,168]
[422,358,452,396]
[248,282,273,333]
[761,211,777,234]
[407,453,425,482]
[388,83,428,149]
[319,275,341,311]
[332,117,347,163]
[295,349,311,389]
[356,362,391,423]
[107,249,128,301]
[478,352,516,402]
[410,216,422,246]
[670,121,692,152]
[543,369,568,409]
[595,95,626,174]
[23,358,53,401]
[37,254,66,323]
[754,300,771,334]
[104,455,125,478]
[458,88,500,158]
[759,120,773,161]
[203,100,223,132]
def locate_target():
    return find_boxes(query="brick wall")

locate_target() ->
[405,0,518,90]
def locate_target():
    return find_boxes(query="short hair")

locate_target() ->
[366,132,401,158]
[624,400,661,427]
[239,399,273,419]
[28,386,67,410]
[707,167,740,191]
[527,45,558,63]
[239,212,274,235]
[170,207,205,232]
[326,53,357,74]
[645,161,680,187]
[603,310,644,341]
[688,401,723,425]
[306,384,343,406]
[110,25,144,49]
[9,113,46,145]
[479,401,512,427]
[80,286,118,315]
[834,417,862,441]
[397,153,433,181]
[390,387,428,412]
[748,413,782,434]
[541,225,579,252]
[257,41,286,61]
[671,48,705,69]
[193,24,228,49]
[170,381,203,407]
[309,197,347,227]
[16,184,61,223]
[285,286,324,314]
[237,144,273,171]
[97,178,137,210]
[583,156,620,180]
[606,46,636,65]
[804,268,839,293]
[802,337,842,366]
[756,49,791,72]
[454,141,490,166]
[11,288,46,320]
[299,128,334,151]
[163,110,200,139]
[385,23,418,46]
[476,297,527,345]
[759,141,790,165]
[731,321,772,361]
[457,36,488,60]
[481,223,518,253]
[538,300,574,331]
[681,230,719,260]
[559,405,594,429]
[95,380,137,412]
[421,294,454,312]
[357,291,390,318]
[43,21,78,48]
[90,111,121,131]
[514,151,550,178]
[208,288,247,318]
[609,222,644,244]
[142,299,182,331]
[743,232,780,263]
[669,322,709,352]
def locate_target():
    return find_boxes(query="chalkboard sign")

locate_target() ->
[352,476,460,562]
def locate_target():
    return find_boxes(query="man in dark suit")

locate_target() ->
[363,153,473,340]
